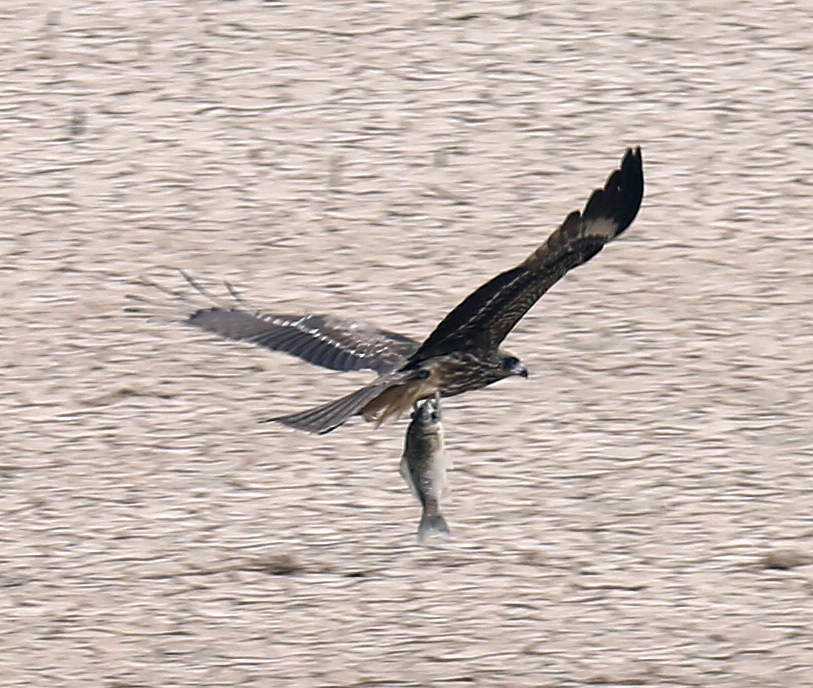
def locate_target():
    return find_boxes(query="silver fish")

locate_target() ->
[400,394,451,542]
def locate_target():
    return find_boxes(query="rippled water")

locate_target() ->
[2,1,812,686]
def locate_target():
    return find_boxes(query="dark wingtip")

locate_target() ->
[614,146,644,233]
[582,146,644,238]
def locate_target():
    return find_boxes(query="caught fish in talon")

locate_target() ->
[400,394,452,543]
[132,148,644,539]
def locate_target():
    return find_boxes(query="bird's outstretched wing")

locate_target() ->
[128,272,419,375]
[189,309,418,375]
[410,147,644,361]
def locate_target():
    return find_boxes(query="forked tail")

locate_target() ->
[269,372,411,434]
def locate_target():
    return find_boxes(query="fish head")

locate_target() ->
[407,395,444,454]
[411,393,442,426]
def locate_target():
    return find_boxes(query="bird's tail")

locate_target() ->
[417,511,451,543]
[269,377,396,435]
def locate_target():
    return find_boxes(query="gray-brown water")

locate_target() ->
[2,1,813,686]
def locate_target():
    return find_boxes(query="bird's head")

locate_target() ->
[500,353,528,379]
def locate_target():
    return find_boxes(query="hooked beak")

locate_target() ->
[512,361,529,379]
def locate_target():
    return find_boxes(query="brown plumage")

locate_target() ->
[188,309,419,376]
[273,147,644,433]
[139,147,643,435]
[129,269,420,376]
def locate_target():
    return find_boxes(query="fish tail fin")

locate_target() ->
[417,512,451,543]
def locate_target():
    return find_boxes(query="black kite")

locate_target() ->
[171,147,644,434]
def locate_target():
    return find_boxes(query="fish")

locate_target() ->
[399,393,451,542]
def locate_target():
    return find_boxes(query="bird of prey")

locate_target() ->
[160,147,643,434]
[270,147,643,433]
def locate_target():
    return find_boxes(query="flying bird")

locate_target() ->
[147,147,643,434]
[271,146,644,433]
